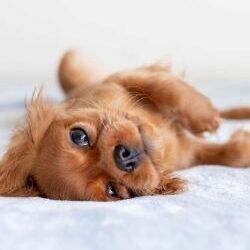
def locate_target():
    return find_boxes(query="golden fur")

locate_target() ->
[0,51,250,201]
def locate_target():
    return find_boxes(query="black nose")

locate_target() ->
[114,145,141,172]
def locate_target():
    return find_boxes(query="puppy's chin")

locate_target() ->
[123,158,160,191]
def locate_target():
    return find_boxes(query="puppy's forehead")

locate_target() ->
[62,108,101,123]
[59,106,129,127]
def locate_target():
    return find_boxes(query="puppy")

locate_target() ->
[0,51,249,201]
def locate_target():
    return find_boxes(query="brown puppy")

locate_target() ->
[0,51,250,201]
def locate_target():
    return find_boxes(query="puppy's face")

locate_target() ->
[31,107,165,201]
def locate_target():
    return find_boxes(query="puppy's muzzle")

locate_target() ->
[114,145,141,172]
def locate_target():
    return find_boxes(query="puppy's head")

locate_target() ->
[0,93,167,201]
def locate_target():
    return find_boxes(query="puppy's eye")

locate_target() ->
[70,128,89,147]
[107,183,119,198]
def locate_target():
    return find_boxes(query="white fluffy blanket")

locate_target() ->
[0,83,249,250]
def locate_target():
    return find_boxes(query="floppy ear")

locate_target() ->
[0,92,56,197]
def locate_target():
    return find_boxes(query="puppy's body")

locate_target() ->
[0,51,250,201]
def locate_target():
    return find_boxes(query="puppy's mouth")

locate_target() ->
[111,148,160,199]
[138,124,164,171]
[114,120,162,195]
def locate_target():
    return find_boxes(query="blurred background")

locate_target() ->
[1,0,250,86]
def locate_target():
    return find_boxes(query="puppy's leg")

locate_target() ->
[105,65,220,134]
[58,51,107,95]
[192,130,250,167]
[152,130,250,195]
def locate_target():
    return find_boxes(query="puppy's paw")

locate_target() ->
[230,129,250,141]
[180,95,221,134]
[226,130,250,167]
[153,177,186,195]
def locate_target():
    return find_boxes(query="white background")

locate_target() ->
[0,0,250,87]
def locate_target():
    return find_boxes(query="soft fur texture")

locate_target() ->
[0,51,249,201]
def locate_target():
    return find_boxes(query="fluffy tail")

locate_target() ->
[58,50,106,95]
[220,107,250,119]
